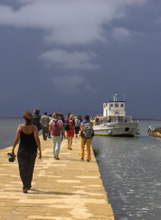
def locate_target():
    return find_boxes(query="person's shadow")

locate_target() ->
[29,189,88,196]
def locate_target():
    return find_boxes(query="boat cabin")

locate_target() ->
[103,94,125,116]
[103,101,126,117]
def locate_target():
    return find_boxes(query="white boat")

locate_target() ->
[93,94,139,137]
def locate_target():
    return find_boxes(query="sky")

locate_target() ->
[0,0,161,118]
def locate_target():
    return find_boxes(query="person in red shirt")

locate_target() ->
[66,114,75,150]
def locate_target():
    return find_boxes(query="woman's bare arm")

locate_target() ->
[11,125,21,155]
[49,124,52,132]
[34,126,42,159]
[61,124,66,137]
[79,123,83,136]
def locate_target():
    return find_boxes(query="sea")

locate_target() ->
[1,118,161,220]
[93,120,161,220]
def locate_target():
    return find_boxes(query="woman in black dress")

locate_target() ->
[11,111,42,193]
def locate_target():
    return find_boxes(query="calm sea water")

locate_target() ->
[1,118,161,219]
[93,120,161,220]
[0,118,23,149]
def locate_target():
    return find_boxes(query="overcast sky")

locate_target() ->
[0,0,161,118]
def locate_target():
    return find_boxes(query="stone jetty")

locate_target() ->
[0,136,114,220]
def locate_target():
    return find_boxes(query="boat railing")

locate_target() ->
[94,116,134,125]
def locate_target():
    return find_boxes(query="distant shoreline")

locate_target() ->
[134,118,161,121]
[0,117,21,119]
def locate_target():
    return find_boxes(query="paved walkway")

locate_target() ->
[0,136,114,220]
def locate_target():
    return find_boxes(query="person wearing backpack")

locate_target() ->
[74,116,81,138]
[49,112,65,160]
[79,115,94,162]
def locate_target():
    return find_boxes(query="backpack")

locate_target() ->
[82,122,94,139]
[51,120,61,136]
[75,119,80,127]
[64,119,70,131]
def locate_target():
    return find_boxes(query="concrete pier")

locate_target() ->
[0,136,114,220]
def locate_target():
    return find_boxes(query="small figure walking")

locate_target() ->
[49,112,66,160]
[40,112,50,140]
[33,109,42,132]
[66,114,75,150]
[11,111,42,193]
[75,116,81,138]
[79,115,94,162]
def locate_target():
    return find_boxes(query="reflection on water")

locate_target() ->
[92,121,161,220]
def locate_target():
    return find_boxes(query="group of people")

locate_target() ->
[11,109,94,193]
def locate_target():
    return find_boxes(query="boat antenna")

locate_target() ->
[123,94,126,101]
[113,93,118,101]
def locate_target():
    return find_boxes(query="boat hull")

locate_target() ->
[93,122,139,137]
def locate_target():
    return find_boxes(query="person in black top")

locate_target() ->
[32,108,42,131]
[11,111,42,193]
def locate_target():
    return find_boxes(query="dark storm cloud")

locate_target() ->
[0,0,161,118]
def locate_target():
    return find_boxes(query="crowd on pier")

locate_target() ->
[11,109,94,193]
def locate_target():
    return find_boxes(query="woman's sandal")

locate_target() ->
[55,155,60,160]
[23,189,28,193]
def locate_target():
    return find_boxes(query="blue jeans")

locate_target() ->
[51,134,62,156]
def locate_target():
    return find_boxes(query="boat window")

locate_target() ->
[111,117,116,122]
[115,104,119,108]
[110,104,113,108]
[125,127,129,131]
[121,104,124,108]
[118,117,124,122]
